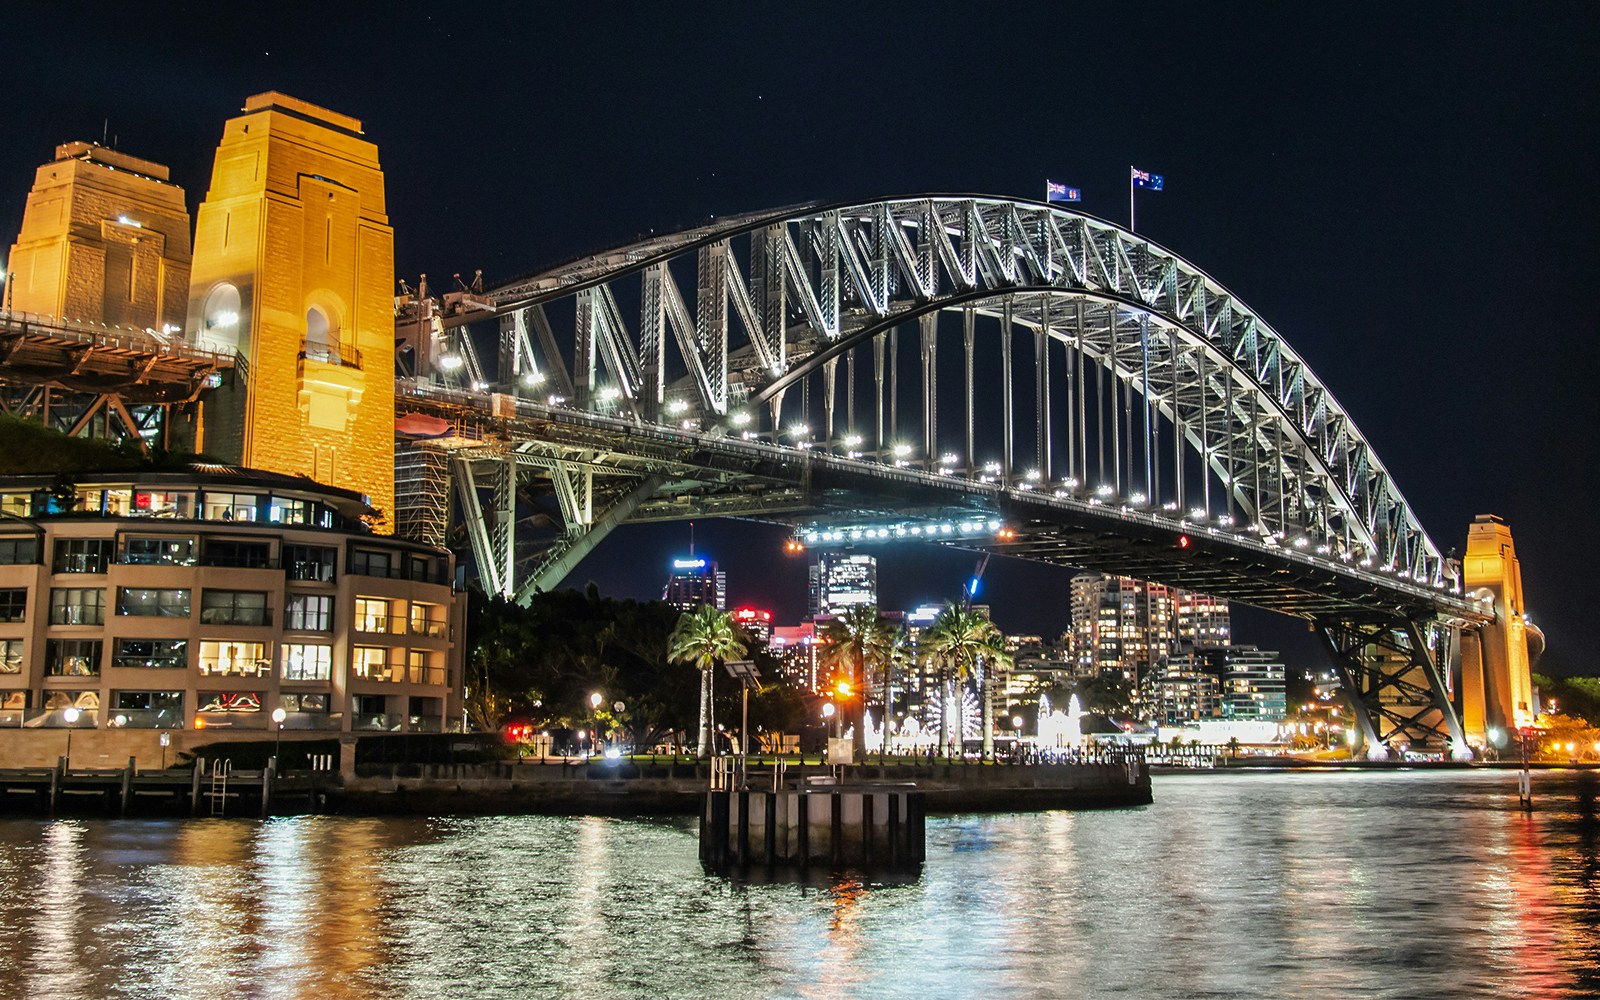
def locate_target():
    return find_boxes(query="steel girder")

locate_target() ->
[1317,618,1469,756]
[450,196,1453,595]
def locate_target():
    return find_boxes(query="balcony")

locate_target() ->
[354,615,408,636]
[408,716,442,733]
[407,666,447,686]
[299,339,362,369]
[409,618,449,639]
[106,708,185,729]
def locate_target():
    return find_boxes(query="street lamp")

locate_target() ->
[272,707,287,765]
[62,706,80,768]
[822,702,837,739]
[589,692,603,756]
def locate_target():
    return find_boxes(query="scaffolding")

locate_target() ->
[394,443,450,546]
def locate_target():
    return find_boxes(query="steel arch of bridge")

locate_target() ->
[475,195,1446,588]
[414,195,1488,752]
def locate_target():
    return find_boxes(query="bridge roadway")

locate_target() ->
[397,382,1489,629]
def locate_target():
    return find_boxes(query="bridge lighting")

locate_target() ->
[1095,484,1114,497]
[940,453,959,465]
[731,411,752,426]
[1316,544,1331,555]
[666,399,689,415]
[597,386,622,403]
[1129,492,1147,506]
[1062,477,1080,489]
[470,380,487,392]
[520,371,544,387]
[1177,535,1191,549]
[1189,508,1207,521]
[438,353,464,372]
[984,462,1003,474]
[892,443,913,458]
[939,523,954,535]
[548,394,565,405]
[1025,469,1041,481]
[1294,537,1310,548]
[788,423,810,438]
[1162,501,1179,512]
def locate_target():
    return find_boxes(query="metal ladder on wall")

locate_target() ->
[209,760,232,816]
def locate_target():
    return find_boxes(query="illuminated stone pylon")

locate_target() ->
[186,92,395,528]
[5,142,191,329]
[1459,515,1541,746]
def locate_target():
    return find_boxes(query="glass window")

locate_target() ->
[47,639,101,676]
[0,639,22,674]
[354,597,395,633]
[352,646,397,681]
[117,587,191,618]
[197,641,270,677]
[200,590,269,626]
[408,601,446,638]
[281,692,329,713]
[350,548,395,578]
[197,691,262,713]
[108,691,184,728]
[0,588,26,622]
[282,643,332,681]
[123,536,196,566]
[285,593,333,631]
[202,539,272,568]
[133,491,195,518]
[50,587,105,625]
[113,638,188,669]
[407,649,445,686]
[284,545,336,582]
[101,489,134,517]
[53,538,114,574]
[268,497,316,525]
[0,536,38,564]
[200,492,259,522]
[0,494,32,518]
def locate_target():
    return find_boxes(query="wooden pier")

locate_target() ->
[0,756,335,818]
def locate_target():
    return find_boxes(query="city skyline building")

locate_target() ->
[1071,572,1234,696]
[809,552,876,617]
[663,555,726,611]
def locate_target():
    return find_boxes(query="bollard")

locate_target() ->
[49,756,62,816]
[120,756,135,816]
[261,757,276,818]
[190,758,204,816]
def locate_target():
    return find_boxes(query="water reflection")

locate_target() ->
[0,771,1595,999]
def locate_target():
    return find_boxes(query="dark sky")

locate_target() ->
[2,4,1596,674]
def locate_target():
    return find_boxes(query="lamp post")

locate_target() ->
[822,702,836,740]
[62,706,81,769]
[271,707,287,766]
[589,692,603,757]
[613,701,626,756]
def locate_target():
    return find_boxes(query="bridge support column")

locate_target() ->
[1458,515,1540,749]
[513,474,665,603]
[1317,618,1469,758]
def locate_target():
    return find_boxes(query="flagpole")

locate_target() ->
[1129,166,1135,233]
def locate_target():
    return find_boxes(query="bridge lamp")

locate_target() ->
[1024,469,1041,481]
[843,433,864,448]
[520,371,545,388]
[438,353,464,372]
[1095,484,1114,497]
[731,411,752,426]
[892,443,913,458]
[1294,537,1310,549]
[788,423,810,438]
[548,394,565,405]
[1129,492,1147,506]
[597,386,622,403]
[666,399,689,416]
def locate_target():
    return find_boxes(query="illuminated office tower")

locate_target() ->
[186,93,395,528]
[664,556,726,611]
[810,552,877,616]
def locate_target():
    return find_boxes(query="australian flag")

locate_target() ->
[1132,168,1164,191]
[1046,180,1082,203]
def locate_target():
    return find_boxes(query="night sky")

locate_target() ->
[2,4,1595,674]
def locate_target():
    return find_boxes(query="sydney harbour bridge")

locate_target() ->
[382,195,1494,756]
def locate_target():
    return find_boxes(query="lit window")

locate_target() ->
[282,643,332,682]
[352,646,396,681]
[355,597,394,633]
[197,641,270,677]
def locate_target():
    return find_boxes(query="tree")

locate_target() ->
[820,605,896,761]
[667,605,748,758]
[923,604,1007,756]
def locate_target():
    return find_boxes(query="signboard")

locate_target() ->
[828,737,854,766]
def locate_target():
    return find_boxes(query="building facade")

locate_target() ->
[0,468,465,762]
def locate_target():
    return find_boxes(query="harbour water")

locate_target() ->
[0,769,1595,999]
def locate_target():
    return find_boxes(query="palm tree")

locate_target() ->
[667,605,748,758]
[819,605,896,761]
[923,605,1010,757]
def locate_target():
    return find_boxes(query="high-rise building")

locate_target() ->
[811,552,876,616]
[1195,645,1287,721]
[664,556,725,611]
[732,607,772,645]
[185,92,396,529]
[5,142,192,331]
[1071,572,1233,698]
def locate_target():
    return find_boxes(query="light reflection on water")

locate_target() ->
[0,770,1596,999]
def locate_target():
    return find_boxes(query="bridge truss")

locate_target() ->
[393,195,1489,753]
